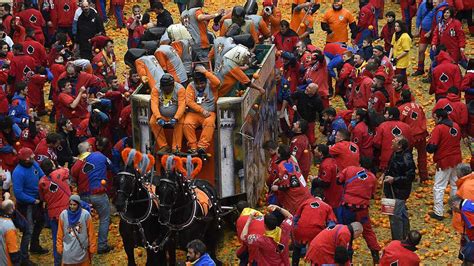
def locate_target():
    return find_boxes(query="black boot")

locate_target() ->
[370,249,380,264]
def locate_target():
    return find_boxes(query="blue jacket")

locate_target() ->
[12,162,45,204]
[416,1,448,32]
[73,152,112,195]
[8,93,29,128]
[193,253,216,266]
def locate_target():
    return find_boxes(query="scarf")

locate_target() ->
[78,152,91,160]
[265,226,282,243]
[67,207,82,227]
[241,208,262,217]
[101,50,114,66]
[439,18,452,36]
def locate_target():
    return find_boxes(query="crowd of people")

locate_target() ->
[0,0,472,264]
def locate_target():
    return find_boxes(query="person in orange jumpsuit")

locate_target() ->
[0,193,20,266]
[290,0,318,45]
[321,0,357,44]
[260,0,281,35]
[220,6,259,44]
[183,65,221,154]
[149,74,186,153]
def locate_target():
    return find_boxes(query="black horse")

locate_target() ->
[156,161,223,265]
[115,168,175,266]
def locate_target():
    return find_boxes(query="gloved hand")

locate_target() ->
[390,57,397,66]
[169,118,177,126]
[157,119,165,127]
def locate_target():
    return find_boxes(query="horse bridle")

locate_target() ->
[117,171,155,224]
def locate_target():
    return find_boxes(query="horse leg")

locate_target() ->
[146,249,167,266]
[167,239,176,266]
[204,220,222,266]
[119,220,137,266]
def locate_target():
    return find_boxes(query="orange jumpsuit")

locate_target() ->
[260,7,282,35]
[217,60,251,97]
[0,217,19,266]
[183,71,221,150]
[154,45,188,84]
[149,82,186,150]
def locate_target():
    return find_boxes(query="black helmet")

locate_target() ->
[232,6,246,19]
[244,0,258,15]
[160,74,174,87]
[124,48,147,68]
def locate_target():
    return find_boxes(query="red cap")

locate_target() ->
[263,0,272,6]
[17,148,34,161]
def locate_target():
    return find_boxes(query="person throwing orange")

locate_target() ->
[183,65,221,155]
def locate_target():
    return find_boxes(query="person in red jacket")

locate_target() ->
[391,74,411,106]
[354,0,377,47]
[16,0,46,44]
[119,104,131,137]
[240,205,293,266]
[0,117,18,172]
[427,108,462,220]
[311,144,341,209]
[430,50,462,100]
[272,144,311,214]
[39,158,71,266]
[431,7,466,64]
[336,157,380,263]
[8,44,37,93]
[34,132,62,164]
[290,119,312,178]
[56,79,89,125]
[26,67,49,115]
[19,115,47,151]
[461,59,474,104]
[330,129,360,172]
[397,90,428,181]
[348,61,377,109]
[374,107,413,170]
[103,75,125,139]
[92,39,116,79]
[369,71,390,114]
[235,203,266,266]
[50,0,77,39]
[126,5,145,48]
[58,63,105,96]
[292,188,337,265]
[304,49,329,107]
[380,230,422,266]
[432,87,468,130]
[306,222,363,265]
[379,11,395,54]
[350,108,374,159]
[273,20,299,53]
[336,51,355,103]
[22,29,47,67]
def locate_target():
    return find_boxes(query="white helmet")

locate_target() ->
[167,24,192,41]
[223,44,251,65]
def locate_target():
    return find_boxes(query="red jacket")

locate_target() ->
[92,51,116,79]
[329,141,360,171]
[9,53,37,84]
[356,3,376,35]
[273,30,299,53]
[318,157,341,208]
[35,138,58,164]
[369,89,390,114]
[290,133,312,176]
[380,22,395,53]
[461,70,474,103]
[22,38,47,66]
[12,24,26,44]
[51,0,77,27]
[337,166,377,207]
[26,74,47,111]
[17,8,46,44]
[275,159,312,214]
[104,90,124,128]
[39,168,71,220]
[304,60,329,98]
[119,104,132,137]
[0,131,17,171]
[398,101,428,141]
[430,51,462,97]
[283,63,300,93]
[19,127,46,151]
[50,63,66,101]
[306,224,352,265]
[427,119,462,170]
[373,120,413,169]
[350,121,373,159]
[348,71,372,109]
[380,240,420,266]
[244,218,292,266]
[292,197,337,244]
[0,84,8,115]
[235,210,266,263]
[58,71,105,95]
[432,18,466,62]
[56,92,89,125]
[266,153,279,187]
[433,93,468,129]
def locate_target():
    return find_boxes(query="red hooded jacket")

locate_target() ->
[304,59,329,98]
[433,93,468,129]
[427,119,462,170]
[337,166,377,208]
[22,37,47,66]
[17,8,46,44]
[329,141,360,171]
[35,138,58,164]
[318,157,341,208]
[275,159,312,214]
[430,51,462,97]
[432,18,466,62]
[9,53,37,85]
[350,121,374,159]
[398,101,428,141]
[380,240,420,266]
[373,120,413,169]
[290,133,312,177]
[235,211,266,263]
[51,0,77,27]
[39,168,71,220]
[26,74,47,112]
[273,30,299,53]
[348,70,372,109]
[461,70,474,104]
[19,127,46,151]
[119,104,132,137]
[292,197,337,244]
[306,224,352,265]
[0,131,17,171]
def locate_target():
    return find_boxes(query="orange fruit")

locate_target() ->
[95,48,100,53]
[253,104,259,109]
[303,149,308,153]
[368,25,374,30]
[300,23,305,27]
[101,179,107,185]
[124,92,130,97]
[443,246,449,252]
[97,62,103,67]
[253,72,260,80]
[15,142,20,146]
